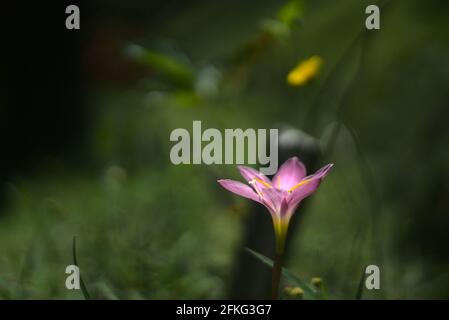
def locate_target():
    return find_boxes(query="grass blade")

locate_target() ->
[355,267,366,300]
[72,236,92,300]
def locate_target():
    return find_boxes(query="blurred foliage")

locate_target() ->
[1,0,449,299]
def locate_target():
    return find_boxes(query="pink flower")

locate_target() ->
[218,157,333,254]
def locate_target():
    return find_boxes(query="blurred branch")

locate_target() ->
[125,0,304,101]
[224,0,304,91]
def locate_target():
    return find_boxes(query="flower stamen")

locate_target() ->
[249,179,265,199]
[252,177,272,188]
[287,178,312,193]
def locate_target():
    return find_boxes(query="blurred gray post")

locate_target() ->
[229,125,321,299]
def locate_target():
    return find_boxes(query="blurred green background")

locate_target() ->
[1,0,449,299]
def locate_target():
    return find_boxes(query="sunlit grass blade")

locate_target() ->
[72,236,92,300]
[245,248,318,299]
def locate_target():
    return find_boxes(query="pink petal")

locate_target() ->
[279,198,289,218]
[238,165,271,183]
[287,163,333,212]
[272,157,307,191]
[217,179,261,203]
[309,163,334,180]
[287,179,321,209]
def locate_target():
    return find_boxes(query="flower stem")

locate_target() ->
[271,218,288,299]
[271,253,283,299]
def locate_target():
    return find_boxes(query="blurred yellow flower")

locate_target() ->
[287,55,323,86]
[284,286,304,298]
[311,277,323,288]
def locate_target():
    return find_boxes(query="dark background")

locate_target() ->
[1,0,448,299]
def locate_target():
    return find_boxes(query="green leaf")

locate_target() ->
[276,0,304,27]
[125,43,195,88]
[245,248,318,299]
[72,236,92,300]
